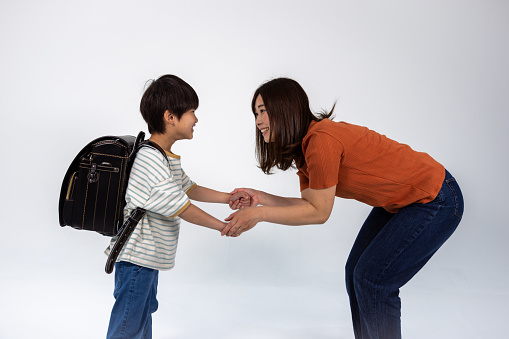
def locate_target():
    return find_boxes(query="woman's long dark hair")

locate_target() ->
[252,78,335,174]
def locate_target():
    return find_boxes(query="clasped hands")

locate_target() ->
[224,188,260,237]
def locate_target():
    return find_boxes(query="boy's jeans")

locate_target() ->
[107,261,159,339]
[345,170,464,339]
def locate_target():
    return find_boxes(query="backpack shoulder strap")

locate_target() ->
[138,140,170,165]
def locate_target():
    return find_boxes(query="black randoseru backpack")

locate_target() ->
[58,131,167,274]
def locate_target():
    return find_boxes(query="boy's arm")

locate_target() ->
[178,203,227,232]
[187,185,230,204]
[187,185,252,211]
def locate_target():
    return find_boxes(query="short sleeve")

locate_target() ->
[304,132,343,190]
[180,168,196,194]
[143,178,191,217]
[125,148,191,217]
[297,168,310,191]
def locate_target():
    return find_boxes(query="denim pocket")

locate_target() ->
[445,177,464,219]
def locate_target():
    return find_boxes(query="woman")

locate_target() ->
[224,77,464,339]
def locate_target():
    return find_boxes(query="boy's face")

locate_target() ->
[173,109,198,140]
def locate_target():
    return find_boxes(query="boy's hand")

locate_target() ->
[229,188,260,210]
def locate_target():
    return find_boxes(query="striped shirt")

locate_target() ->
[105,146,196,271]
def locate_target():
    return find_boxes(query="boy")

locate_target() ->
[105,74,247,339]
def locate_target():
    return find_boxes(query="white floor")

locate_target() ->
[1,207,506,339]
[1,271,505,339]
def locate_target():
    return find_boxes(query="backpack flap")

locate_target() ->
[59,134,139,236]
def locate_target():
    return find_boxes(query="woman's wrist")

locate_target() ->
[256,190,269,205]
[256,206,267,223]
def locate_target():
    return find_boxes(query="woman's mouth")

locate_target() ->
[260,127,269,136]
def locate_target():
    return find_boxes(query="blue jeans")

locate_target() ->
[106,262,159,339]
[345,170,463,339]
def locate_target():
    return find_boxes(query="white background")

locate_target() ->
[1,1,507,338]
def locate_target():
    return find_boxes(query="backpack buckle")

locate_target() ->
[88,163,99,183]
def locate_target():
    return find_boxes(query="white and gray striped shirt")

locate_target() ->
[105,146,196,271]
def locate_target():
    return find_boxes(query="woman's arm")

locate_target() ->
[229,188,309,208]
[222,186,336,236]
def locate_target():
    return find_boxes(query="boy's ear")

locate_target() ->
[164,110,175,125]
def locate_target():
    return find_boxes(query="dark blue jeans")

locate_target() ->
[345,170,463,339]
[106,262,159,339]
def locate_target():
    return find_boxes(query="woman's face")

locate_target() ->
[254,94,272,143]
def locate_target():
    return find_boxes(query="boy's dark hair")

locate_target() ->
[140,74,199,134]
[252,77,335,174]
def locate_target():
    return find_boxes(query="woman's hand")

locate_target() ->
[229,188,261,209]
[228,191,252,210]
[222,207,261,236]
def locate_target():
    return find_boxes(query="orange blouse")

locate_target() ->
[297,120,445,213]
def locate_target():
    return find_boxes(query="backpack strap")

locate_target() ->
[104,136,170,274]
[105,207,146,274]
[140,140,170,165]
